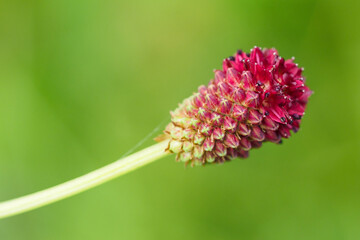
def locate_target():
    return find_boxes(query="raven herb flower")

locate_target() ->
[164,47,312,166]
[0,47,312,219]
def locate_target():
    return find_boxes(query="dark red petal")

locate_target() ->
[215,142,227,157]
[213,128,225,140]
[250,126,265,141]
[278,125,291,138]
[238,149,249,158]
[210,112,223,126]
[265,130,281,143]
[288,102,305,115]
[250,141,262,149]
[237,123,251,136]
[214,70,226,84]
[263,48,278,66]
[224,133,240,148]
[248,109,263,124]
[218,82,232,98]
[193,94,205,108]
[232,88,246,103]
[205,94,219,110]
[239,137,251,151]
[261,117,279,131]
[241,71,255,89]
[207,83,217,95]
[267,105,287,124]
[250,47,264,65]
[226,68,241,85]
[219,98,232,114]
[244,91,259,108]
[222,58,232,72]
[232,104,248,121]
[223,116,238,132]
[203,137,215,151]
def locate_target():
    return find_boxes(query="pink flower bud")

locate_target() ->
[215,142,227,157]
[164,47,312,165]
[224,133,240,148]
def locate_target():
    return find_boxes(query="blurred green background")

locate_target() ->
[0,0,359,239]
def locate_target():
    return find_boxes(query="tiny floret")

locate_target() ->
[163,47,312,166]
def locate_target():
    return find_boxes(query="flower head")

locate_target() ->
[163,47,312,166]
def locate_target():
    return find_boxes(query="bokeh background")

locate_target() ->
[0,0,359,239]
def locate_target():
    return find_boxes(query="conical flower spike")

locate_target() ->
[164,47,312,166]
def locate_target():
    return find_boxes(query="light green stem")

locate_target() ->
[0,140,170,219]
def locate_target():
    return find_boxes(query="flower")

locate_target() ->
[163,47,312,166]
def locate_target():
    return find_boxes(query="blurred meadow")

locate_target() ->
[0,0,360,239]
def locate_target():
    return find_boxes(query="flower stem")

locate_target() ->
[0,140,170,219]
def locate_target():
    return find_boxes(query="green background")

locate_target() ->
[0,0,359,239]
